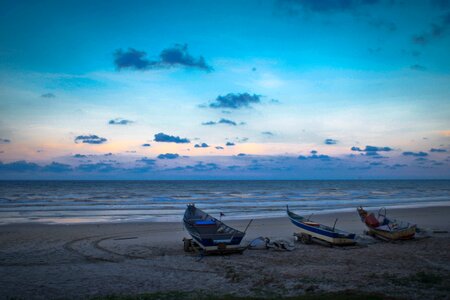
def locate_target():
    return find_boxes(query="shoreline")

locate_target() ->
[1,203,449,227]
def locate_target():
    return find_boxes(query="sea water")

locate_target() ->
[0,180,449,224]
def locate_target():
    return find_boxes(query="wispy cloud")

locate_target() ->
[430,148,447,153]
[0,138,11,144]
[412,12,450,45]
[74,135,107,145]
[41,93,56,98]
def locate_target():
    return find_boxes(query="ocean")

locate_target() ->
[0,180,449,224]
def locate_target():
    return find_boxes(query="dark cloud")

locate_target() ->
[226,142,235,146]
[202,118,240,126]
[108,118,133,125]
[0,161,40,172]
[154,133,190,144]
[403,151,428,157]
[278,0,380,13]
[351,145,392,157]
[0,138,11,144]
[410,64,427,71]
[114,44,212,71]
[141,143,151,147]
[77,163,117,173]
[237,153,247,157]
[157,153,180,159]
[298,150,331,161]
[136,157,156,165]
[41,93,55,98]
[209,93,261,109]
[412,12,450,45]
[194,143,209,148]
[215,146,224,150]
[430,148,447,153]
[324,138,337,145]
[73,154,87,158]
[42,162,72,173]
[104,153,113,156]
[74,135,107,145]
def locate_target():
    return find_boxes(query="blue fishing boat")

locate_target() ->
[287,206,356,246]
[183,204,247,252]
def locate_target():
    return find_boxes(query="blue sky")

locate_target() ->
[0,0,449,179]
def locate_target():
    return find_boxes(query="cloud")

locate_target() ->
[74,135,107,145]
[430,148,447,153]
[262,131,274,136]
[298,150,331,161]
[0,161,40,172]
[351,145,392,156]
[237,153,247,156]
[226,142,235,146]
[157,153,180,159]
[77,163,117,172]
[73,154,87,158]
[324,138,337,145]
[402,151,428,157]
[278,0,380,13]
[0,138,11,144]
[108,118,133,125]
[215,146,224,150]
[141,143,151,147]
[154,132,190,143]
[172,162,220,172]
[41,93,55,98]
[194,143,209,148]
[209,93,261,109]
[42,162,72,173]
[412,12,450,45]
[136,157,156,165]
[202,118,240,126]
[410,64,427,71]
[114,44,212,71]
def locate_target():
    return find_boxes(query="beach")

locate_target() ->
[0,206,449,299]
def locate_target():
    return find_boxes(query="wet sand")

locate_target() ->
[0,206,449,299]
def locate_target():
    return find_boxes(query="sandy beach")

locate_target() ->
[1,206,449,299]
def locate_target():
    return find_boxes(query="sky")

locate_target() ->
[0,0,449,179]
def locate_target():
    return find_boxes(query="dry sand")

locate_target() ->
[0,206,449,299]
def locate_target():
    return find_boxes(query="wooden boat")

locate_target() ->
[357,207,416,241]
[287,206,356,246]
[183,204,248,252]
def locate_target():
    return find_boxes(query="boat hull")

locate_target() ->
[289,218,356,245]
[366,225,416,241]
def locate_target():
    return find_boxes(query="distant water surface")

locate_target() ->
[0,180,449,224]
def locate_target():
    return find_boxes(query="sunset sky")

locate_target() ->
[0,0,449,179]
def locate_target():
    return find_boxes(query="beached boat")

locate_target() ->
[287,206,356,246]
[183,204,248,252]
[357,207,416,241]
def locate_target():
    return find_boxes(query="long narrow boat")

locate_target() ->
[357,207,416,241]
[287,206,356,246]
[183,204,246,252]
